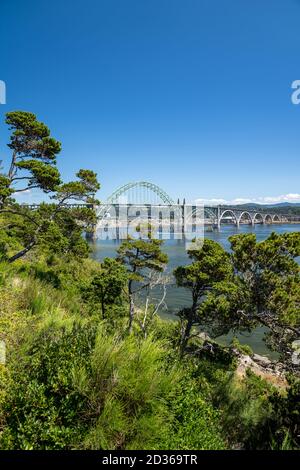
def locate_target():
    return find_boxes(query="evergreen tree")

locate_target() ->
[0,111,100,262]
[117,238,168,331]
[174,239,233,351]
[83,258,128,318]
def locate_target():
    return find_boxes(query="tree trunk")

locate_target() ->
[180,314,193,353]
[8,150,17,181]
[8,219,44,263]
[128,294,134,333]
[180,300,197,354]
[8,241,36,263]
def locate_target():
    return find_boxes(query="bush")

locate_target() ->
[214,369,275,449]
[0,316,97,449]
[1,311,181,450]
[269,375,300,449]
[161,376,226,450]
[231,337,253,356]
[0,257,292,451]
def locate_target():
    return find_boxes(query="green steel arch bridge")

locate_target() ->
[21,181,300,233]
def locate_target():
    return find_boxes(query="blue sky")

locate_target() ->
[0,0,300,204]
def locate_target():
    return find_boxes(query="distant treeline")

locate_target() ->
[226,204,300,216]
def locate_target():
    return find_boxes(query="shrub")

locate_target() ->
[214,369,275,449]
[160,376,226,450]
[269,375,300,449]
[231,337,253,356]
[0,316,97,449]
[1,315,181,450]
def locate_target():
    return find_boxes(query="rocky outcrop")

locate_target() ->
[235,353,287,389]
[192,333,288,389]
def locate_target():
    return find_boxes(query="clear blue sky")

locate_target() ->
[1,0,300,204]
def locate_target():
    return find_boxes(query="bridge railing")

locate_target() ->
[17,202,300,222]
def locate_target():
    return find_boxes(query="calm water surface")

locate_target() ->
[90,224,300,357]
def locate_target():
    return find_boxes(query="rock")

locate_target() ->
[197,332,211,341]
[252,353,272,366]
[236,353,287,389]
[239,355,253,367]
[291,340,300,365]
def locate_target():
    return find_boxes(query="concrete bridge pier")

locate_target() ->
[85,228,97,241]
[216,206,221,231]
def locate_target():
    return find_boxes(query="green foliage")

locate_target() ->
[0,111,100,263]
[1,316,97,449]
[6,111,61,161]
[0,263,297,450]
[213,369,275,449]
[117,238,168,282]
[16,159,61,192]
[161,373,226,450]
[174,239,234,349]
[5,111,61,163]
[183,356,277,450]
[117,238,168,331]
[228,232,300,362]
[174,233,300,362]
[82,257,128,318]
[174,239,233,291]
[54,169,100,204]
[1,205,300,450]
[0,263,230,451]
[0,308,180,449]
[269,375,300,449]
[0,219,23,261]
[230,337,253,356]
[0,175,13,200]
[4,111,62,200]
[80,331,180,450]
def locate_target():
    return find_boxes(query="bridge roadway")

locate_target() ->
[20,202,300,230]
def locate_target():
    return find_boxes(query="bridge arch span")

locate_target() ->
[219,209,238,225]
[238,211,253,225]
[272,214,281,222]
[264,214,273,224]
[106,181,175,205]
[253,213,264,224]
[204,207,218,224]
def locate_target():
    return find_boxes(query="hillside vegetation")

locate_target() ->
[1,111,299,450]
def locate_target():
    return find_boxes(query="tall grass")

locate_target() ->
[74,331,180,449]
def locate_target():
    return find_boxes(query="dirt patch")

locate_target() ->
[236,354,287,389]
